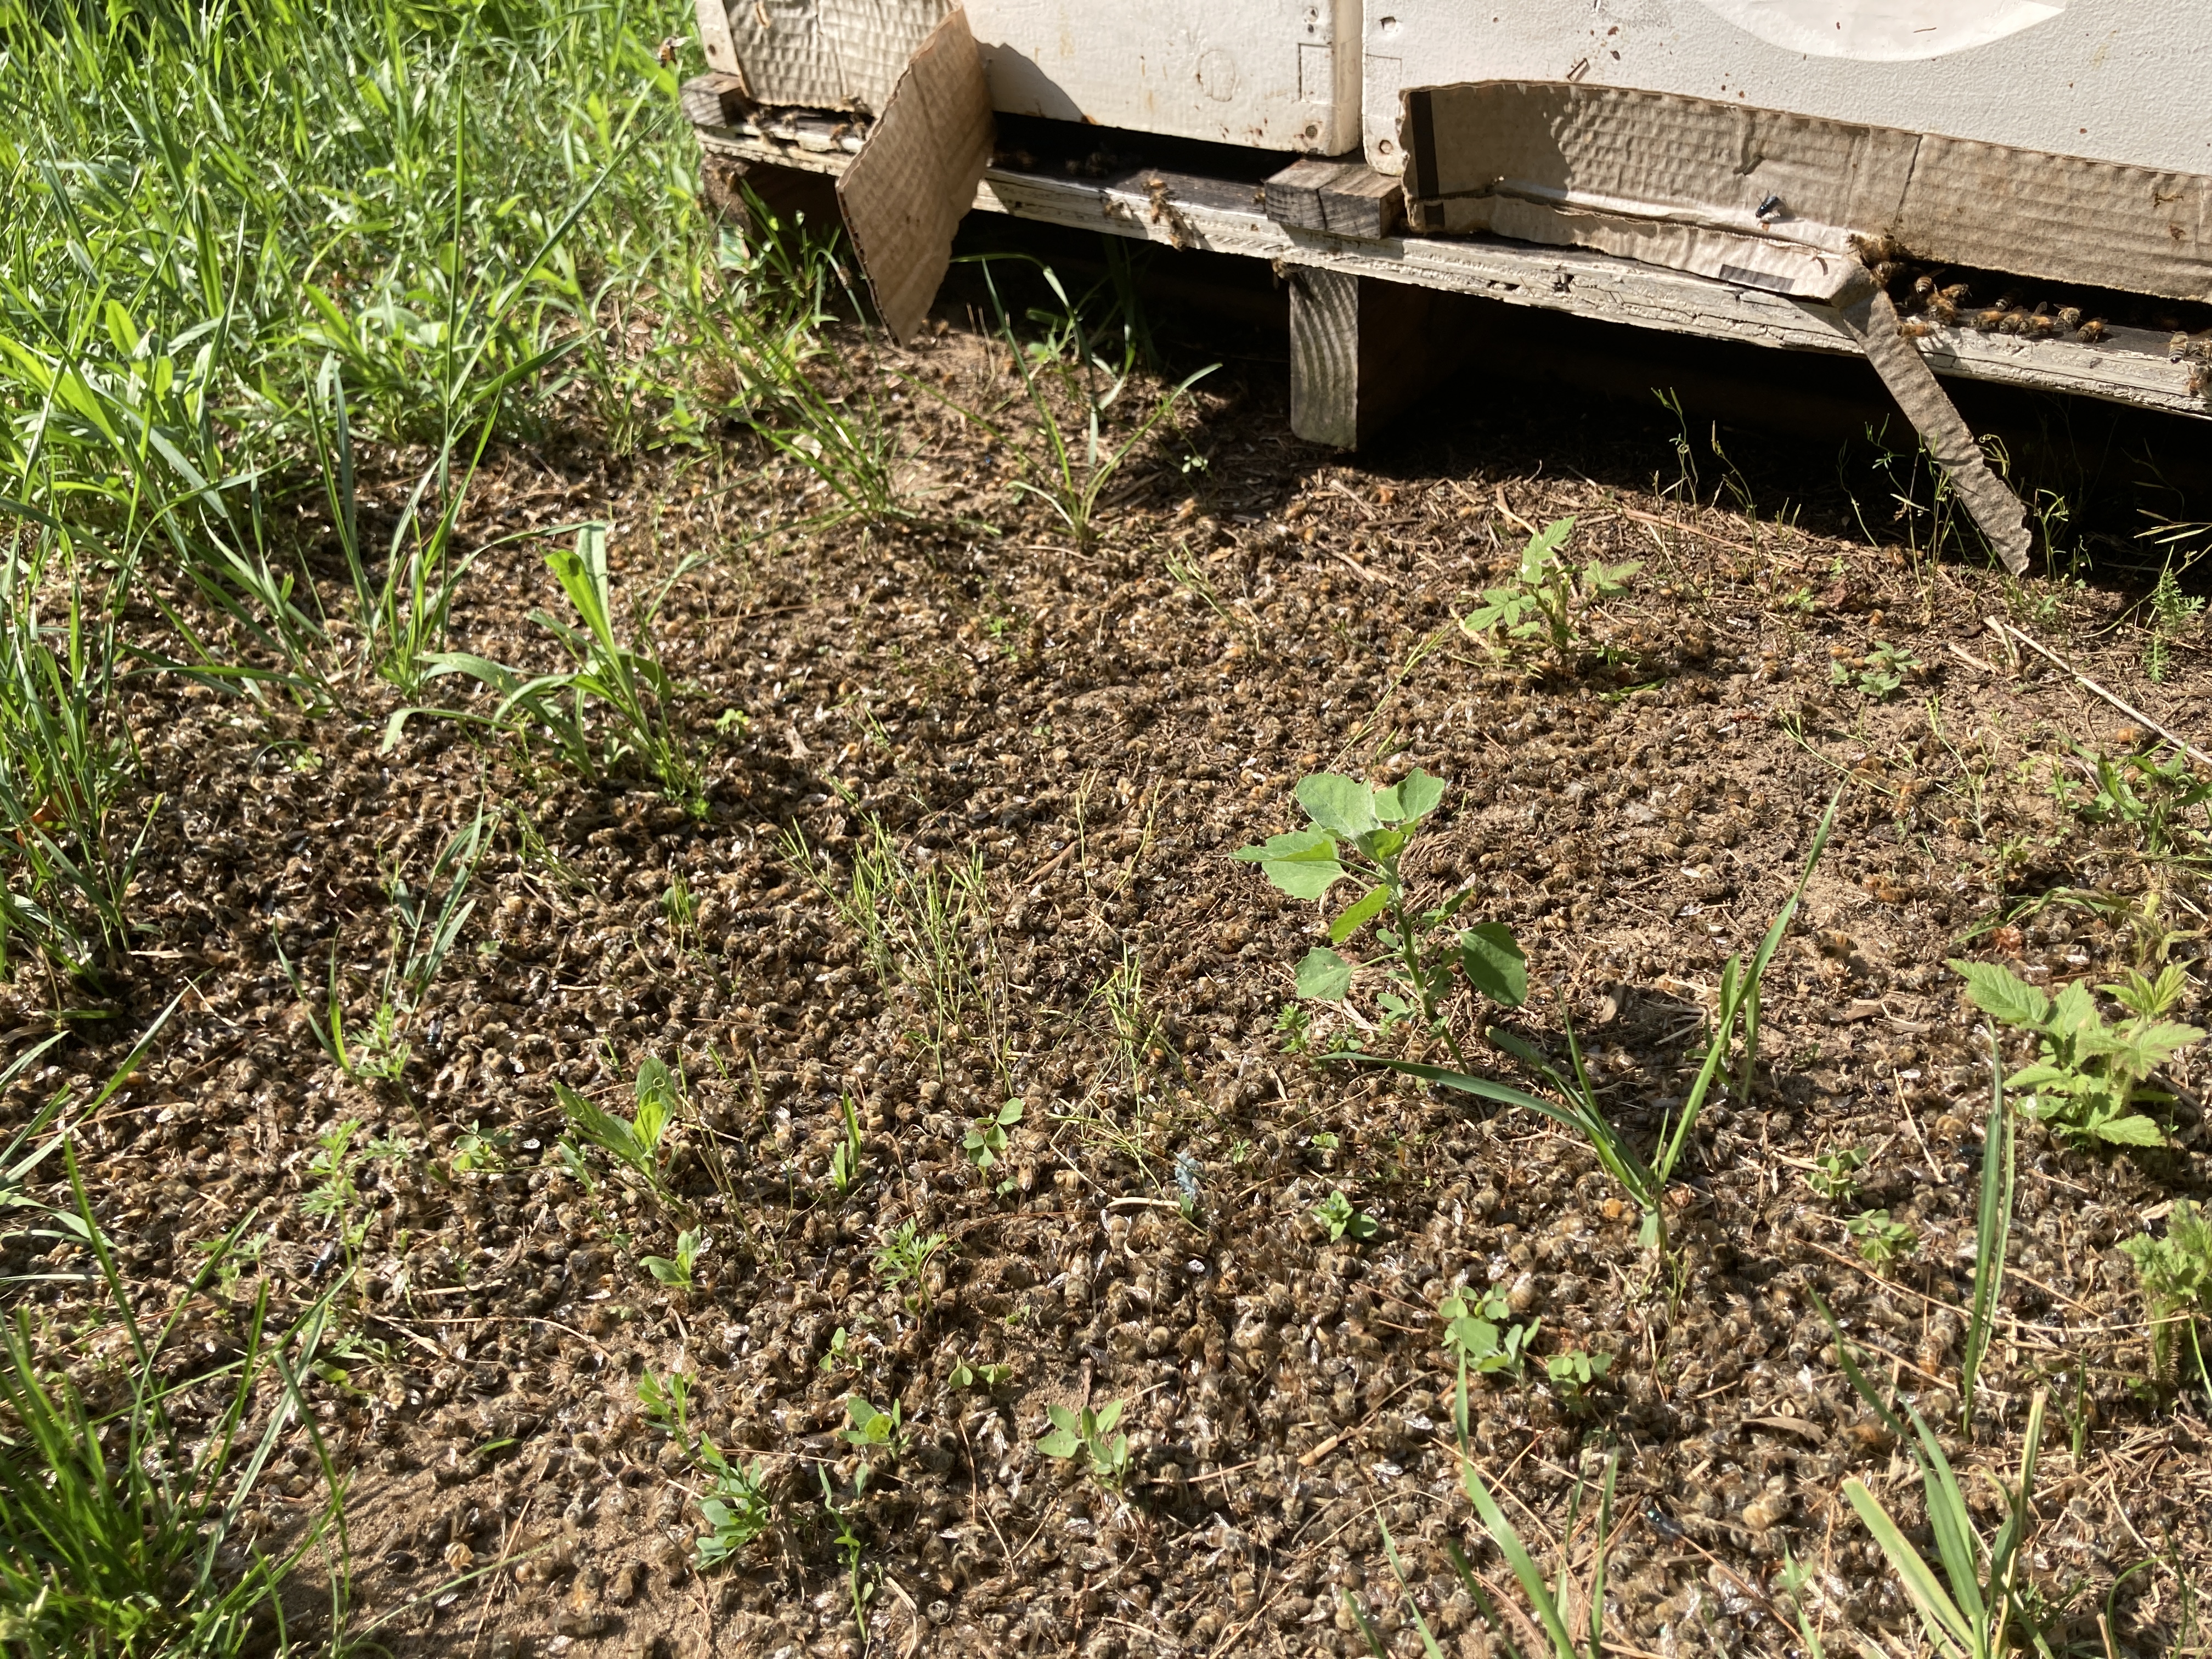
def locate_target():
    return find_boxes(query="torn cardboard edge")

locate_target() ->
[1844,291,2032,574]
[1400,81,2212,307]
[834,7,995,346]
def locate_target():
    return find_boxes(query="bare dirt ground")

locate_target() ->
[10,311,2212,1659]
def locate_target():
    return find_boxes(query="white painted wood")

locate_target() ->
[1362,0,2212,178]
[964,0,1359,153]
[692,125,2210,421]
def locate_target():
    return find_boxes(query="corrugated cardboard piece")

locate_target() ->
[1401,81,2212,305]
[696,0,949,115]
[836,7,994,345]
[1843,291,2033,574]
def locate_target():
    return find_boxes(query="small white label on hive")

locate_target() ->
[1692,0,2067,61]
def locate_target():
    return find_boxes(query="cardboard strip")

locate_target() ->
[835,7,995,345]
[1842,290,2033,575]
[1402,81,2212,304]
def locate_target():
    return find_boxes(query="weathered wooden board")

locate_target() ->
[689,120,2211,421]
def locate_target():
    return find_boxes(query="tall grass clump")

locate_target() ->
[0,514,148,975]
[0,0,710,693]
[0,1150,352,1658]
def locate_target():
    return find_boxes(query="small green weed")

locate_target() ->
[0,1156,349,1659]
[1847,1210,1918,1265]
[949,1359,1012,1391]
[1831,640,1923,699]
[1950,958,2199,1147]
[1544,1348,1612,1408]
[1378,798,1835,1260]
[1312,1189,1376,1244]
[962,1099,1022,1180]
[1462,516,1637,674]
[555,1054,687,1211]
[1831,1309,2055,1659]
[2049,744,2212,864]
[2145,558,2204,684]
[638,1370,775,1568]
[842,1397,908,1465]
[2120,1199,2212,1394]
[828,1094,864,1197]
[393,524,703,810]
[873,1220,950,1308]
[1805,1146,1865,1201]
[1440,1285,1536,1379]
[275,808,487,1083]
[1037,1399,1131,1490]
[966,261,1216,548]
[641,1226,709,1290]
[1234,769,1524,1064]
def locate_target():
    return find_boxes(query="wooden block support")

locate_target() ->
[681,71,752,130]
[1288,267,1462,450]
[1263,157,1405,240]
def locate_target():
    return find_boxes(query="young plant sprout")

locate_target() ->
[1233,770,1525,1063]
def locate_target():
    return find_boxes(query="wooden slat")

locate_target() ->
[689,125,2211,422]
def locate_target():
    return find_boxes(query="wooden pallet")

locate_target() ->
[687,87,2209,448]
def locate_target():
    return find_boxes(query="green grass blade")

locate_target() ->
[1961,1037,2012,1431]
[1464,1468,1581,1659]
[1843,1479,1977,1659]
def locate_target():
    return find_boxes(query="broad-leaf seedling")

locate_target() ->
[1234,769,1525,1063]
[1949,958,2199,1147]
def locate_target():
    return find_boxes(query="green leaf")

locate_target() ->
[1843,1480,1976,1658]
[1458,924,1528,1008]
[2048,979,2099,1039]
[2091,1111,2168,1147]
[1296,947,1355,1002]
[1232,827,1345,900]
[1374,769,1446,825]
[1037,1429,1081,1459]
[1948,958,2051,1030]
[1046,1403,1079,1434]
[1519,517,1576,578]
[1297,774,1380,839]
[1329,884,1393,945]
[1092,1398,1124,1434]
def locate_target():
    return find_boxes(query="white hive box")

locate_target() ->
[694,0,1361,151]
[966,0,1360,152]
[1362,0,2212,177]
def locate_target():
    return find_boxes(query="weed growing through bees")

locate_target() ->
[1805,1146,1866,1200]
[950,259,1217,549]
[1950,958,2200,1147]
[275,808,488,1083]
[1376,798,1835,1262]
[2120,1200,2212,1394]
[1312,1189,1376,1244]
[0,1153,351,1659]
[1544,1348,1613,1408]
[639,1371,775,1568]
[873,1220,950,1308]
[555,1055,690,1214]
[1847,1209,1918,1265]
[828,1093,865,1196]
[1234,770,1525,1062]
[963,1098,1023,1189]
[1440,1285,1536,1380]
[1461,516,1638,674]
[2145,557,2204,684]
[1037,1400,1131,1491]
[2047,743,2212,864]
[1830,640,1924,699]
[640,1227,709,1290]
